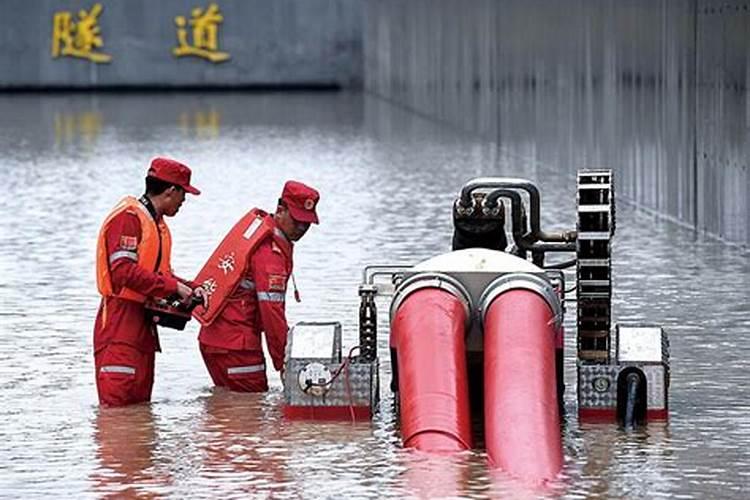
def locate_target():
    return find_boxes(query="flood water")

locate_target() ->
[0,92,748,498]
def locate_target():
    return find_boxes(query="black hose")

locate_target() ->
[544,258,578,270]
[623,372,641,429]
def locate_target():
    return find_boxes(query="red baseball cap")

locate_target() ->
[281,180,320,224]
[147,157,200,195]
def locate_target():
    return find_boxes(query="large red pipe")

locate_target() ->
[391,288,472,452]
[483,288,562,483]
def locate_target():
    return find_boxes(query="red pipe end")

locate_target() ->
[392,288,473,452]
[484,289,563,482]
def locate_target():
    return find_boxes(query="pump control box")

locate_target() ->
[282,321,379,420]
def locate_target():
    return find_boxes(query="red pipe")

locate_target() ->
[484,288,562,483]
[391,288,472,452]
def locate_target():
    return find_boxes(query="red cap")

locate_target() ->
[281,180,320,224]
[147,157,200,195]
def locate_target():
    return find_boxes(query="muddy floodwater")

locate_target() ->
[0,92,748,498]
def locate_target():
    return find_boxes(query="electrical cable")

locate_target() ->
[302,345,362,423]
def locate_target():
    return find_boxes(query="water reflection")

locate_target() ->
[570,423,675,499]
[400,452,471,498]
[54,111,103,146]
[92,406,166,498]
[197,390,290,494]
[178,108,221,138]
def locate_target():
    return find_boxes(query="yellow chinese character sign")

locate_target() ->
[51,3,111,63]
[173,3,230,63]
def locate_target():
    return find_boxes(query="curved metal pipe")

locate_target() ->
[484,188,526,245]
[525,241,577,252]
[459,177,576,245]
[543,257,578,270]
[362,265,413,285]
[458,177,541,236]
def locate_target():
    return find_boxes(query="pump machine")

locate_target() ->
[281,170,669,482]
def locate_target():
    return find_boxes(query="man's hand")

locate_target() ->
[176,282,193,303]
[191,286,208,309]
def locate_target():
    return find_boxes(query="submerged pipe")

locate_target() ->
[624,373,640,429]
[619,371,646,429]
[390,273,473,452]
[481,273,563,483]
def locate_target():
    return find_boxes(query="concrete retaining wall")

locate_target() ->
[0,0,362,88]
[364,0,749,246]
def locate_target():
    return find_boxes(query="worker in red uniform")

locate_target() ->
[94,157,203,406]
[198,181,320,392]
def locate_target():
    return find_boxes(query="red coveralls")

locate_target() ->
[93,210,180,406]
[198,216,293,392]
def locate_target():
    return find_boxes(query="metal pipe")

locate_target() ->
[544,257,578,270]
[458,177,541,235]
[362,265,413,285]
[525,241,577,252]
[484,188,525,246]
[459,177,577,245]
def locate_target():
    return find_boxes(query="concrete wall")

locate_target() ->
[0,0,363,88]
[364,0,749,247]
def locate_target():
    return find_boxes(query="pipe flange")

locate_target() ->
[390,272,473,330]
[479,273,563,329]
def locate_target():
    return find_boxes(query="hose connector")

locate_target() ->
[390,272,474,331]
[479,272,563,330]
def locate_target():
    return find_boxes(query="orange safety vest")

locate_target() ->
[96,196,172,303]
[192,208,274,326]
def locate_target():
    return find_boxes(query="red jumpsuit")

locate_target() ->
[93,210,180,406]
[198,218,293,392]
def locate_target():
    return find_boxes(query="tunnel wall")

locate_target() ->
[364,0,749,246]
[0,0,362,89]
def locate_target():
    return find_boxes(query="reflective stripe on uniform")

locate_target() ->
[100,365,136,375]
[239,279,255,290]
[109,250,138,264]
[227,364,265,375]
[257,291,285,302]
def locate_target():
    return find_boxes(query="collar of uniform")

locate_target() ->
[267,215,293,256]
[139,195,158,221]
